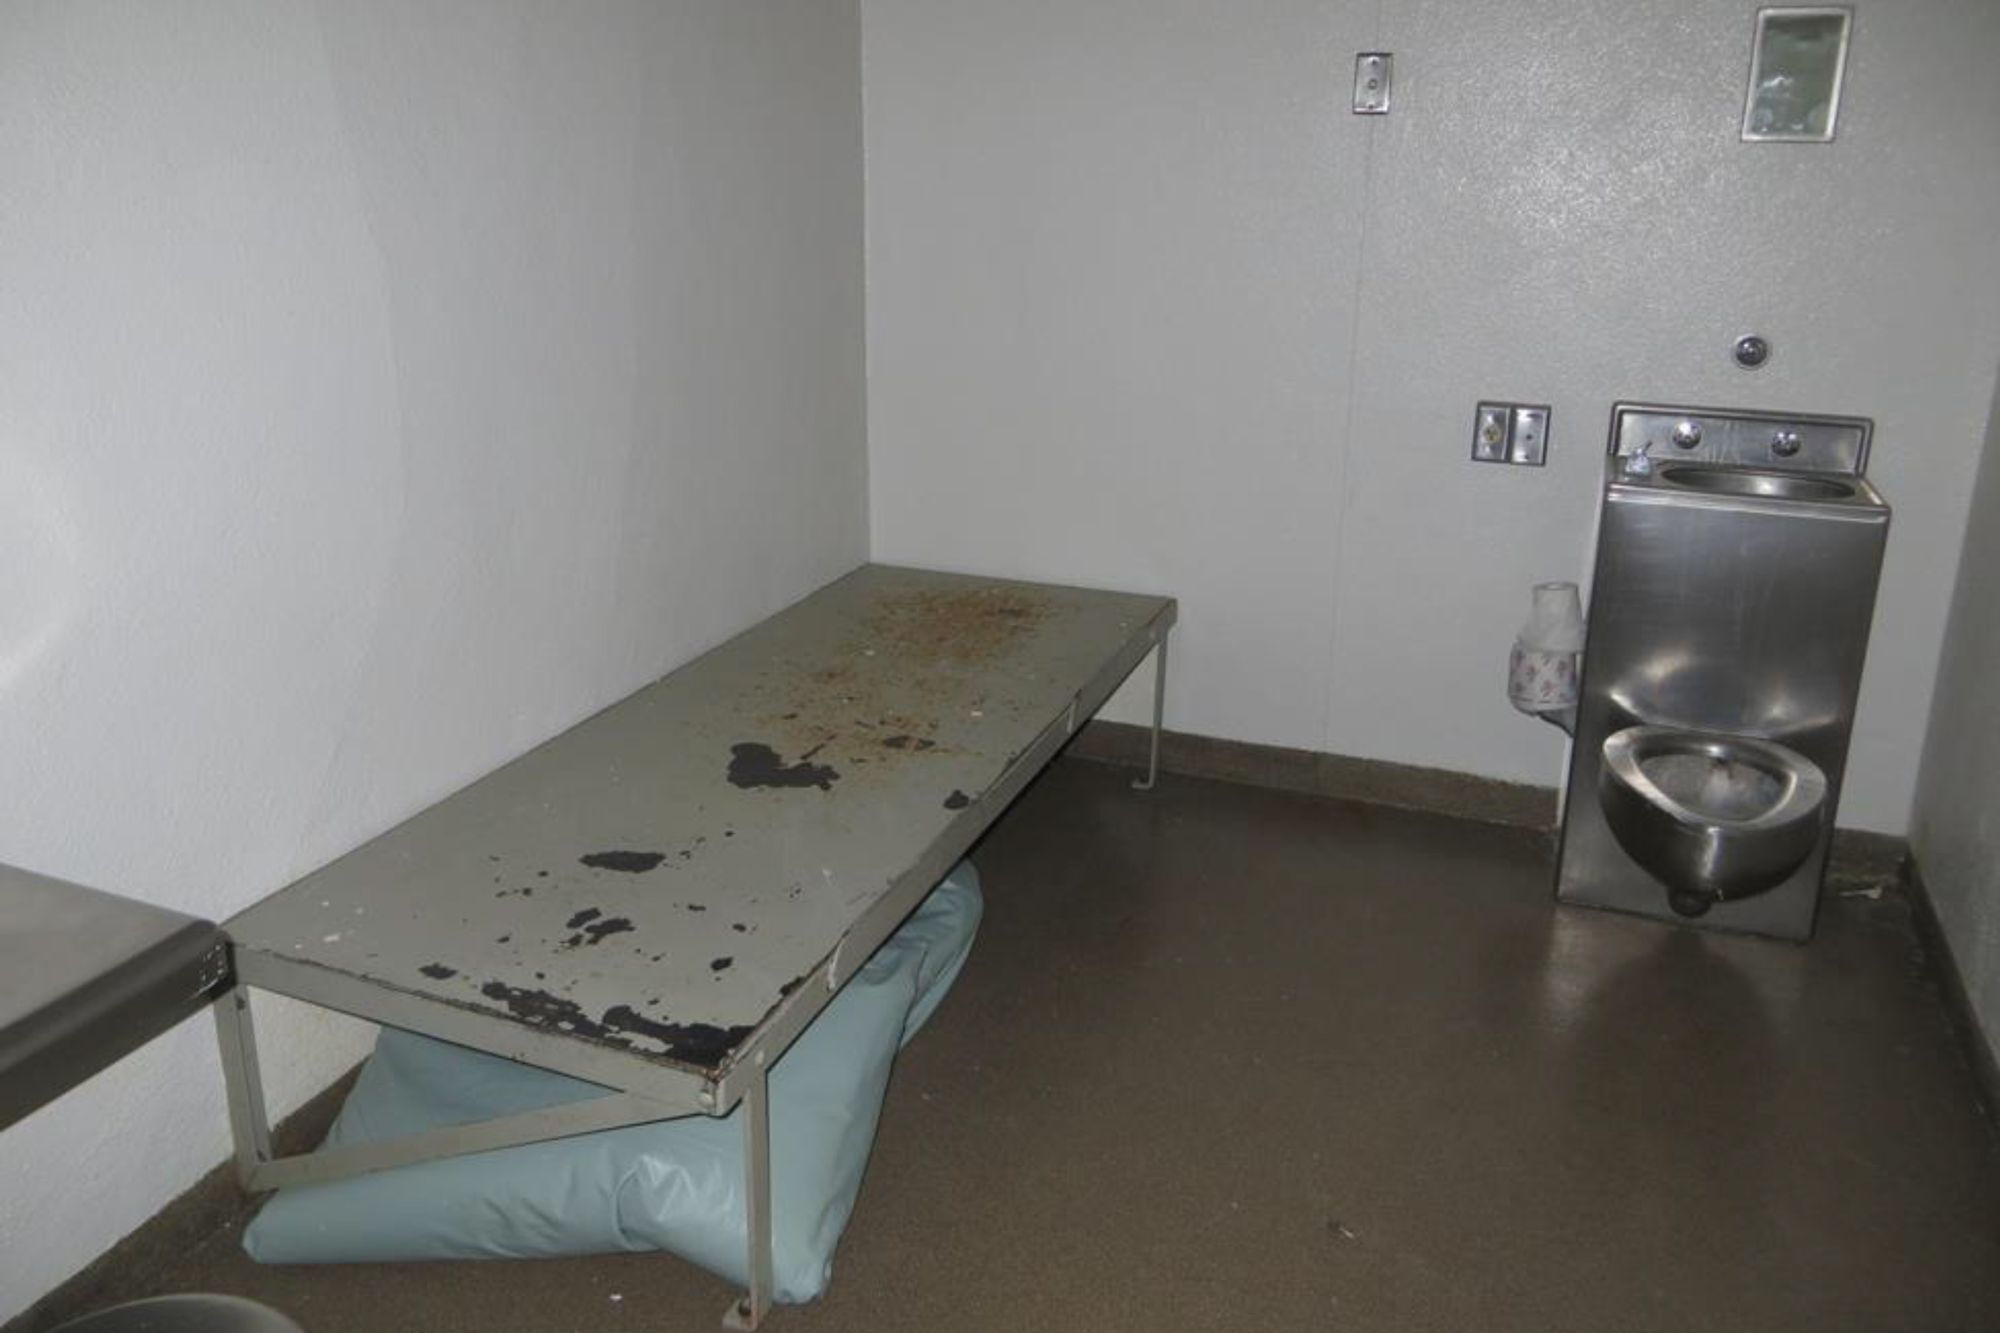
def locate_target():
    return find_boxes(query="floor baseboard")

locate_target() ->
[1066,720,1906,890]
[1899,858,2000,1133]
[1067,719,1560,830]
[7,1064,362,1333]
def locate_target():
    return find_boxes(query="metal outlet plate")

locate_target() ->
[1510,405,1550,465]
[1473,401,1552,466]
[1472,403,1509,461]
[1353,53,1392,114]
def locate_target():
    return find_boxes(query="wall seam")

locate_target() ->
[1316,0,1390,753]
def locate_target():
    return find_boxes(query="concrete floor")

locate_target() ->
[26,758,2000,1332]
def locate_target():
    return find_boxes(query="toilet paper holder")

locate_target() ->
[1509,581,1583,735]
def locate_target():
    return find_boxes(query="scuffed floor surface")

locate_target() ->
[22,759,2000,1332]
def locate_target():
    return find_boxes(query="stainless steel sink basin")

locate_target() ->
[1658,465,1857,501]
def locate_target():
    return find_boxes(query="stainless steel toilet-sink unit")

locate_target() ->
[1555,403,1890,940]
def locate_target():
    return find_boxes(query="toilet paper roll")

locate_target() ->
[1509,642,1578,713]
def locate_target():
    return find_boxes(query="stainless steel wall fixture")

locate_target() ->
[1555,403,1889,940]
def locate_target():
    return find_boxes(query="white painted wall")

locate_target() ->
[864,0,2000,834]
[865,0,1374,756]
[0,1,864,1319]
[1911,364,2000,1071]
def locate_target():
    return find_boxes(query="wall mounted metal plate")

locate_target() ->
[1509,405,1550,466]
[1472,401,1552,466]
[1352,53,1392,115]
[1472,403,1509,461]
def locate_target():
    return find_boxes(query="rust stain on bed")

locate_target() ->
[749,585,1055,769]
[864,586,1052,665]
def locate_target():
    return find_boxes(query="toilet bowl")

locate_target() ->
[1598,725,1827,918]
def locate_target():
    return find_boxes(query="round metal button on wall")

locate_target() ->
[1733,334,1771,369]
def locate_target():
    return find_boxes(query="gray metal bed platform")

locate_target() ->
[1,867,230,1132]
[216,563,1174,1327]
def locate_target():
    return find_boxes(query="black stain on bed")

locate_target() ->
[710,956,734,972]
[419,963,457,980]
[592,996,680,1040]
[598,1005,752,1067]
[495,935,511,945]
[559,912,636,948]
[584,916,634,944]
[686,903,707,912]
[580,850,666,874]
[880,734,937,752]
[727,742,840,792]
[943,789,971,809]
[480,982,604,1038]
[732,923,748,933]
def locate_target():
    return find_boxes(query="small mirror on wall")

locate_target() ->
[1742,7,1852,142]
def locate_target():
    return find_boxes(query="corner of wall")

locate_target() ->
[1907,355,2000,1074]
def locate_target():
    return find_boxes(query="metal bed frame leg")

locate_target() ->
[724,1051,775,1330]
[212,988,273,1184]
[1132,627,1170,792]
